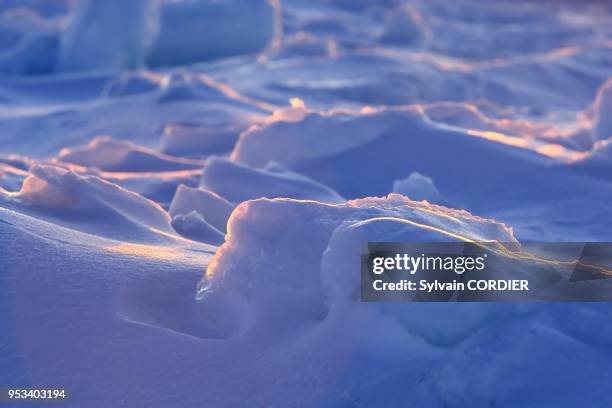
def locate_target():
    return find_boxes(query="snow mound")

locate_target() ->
[201,156,345,204]
[197,195,515,339]
[392,172,445,204]
[232,106,551,203]
[15,164,175,241]
[58,136,205,172]
[593,78,612,141]
[169,184,234,233]
[233,107,416,168]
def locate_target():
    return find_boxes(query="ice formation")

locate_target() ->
[171,210,225,245]
[201,156,344,204]
[159,122,240,157]
[148,0,277,67]
[169,184,234,233]
[57,0,159,72]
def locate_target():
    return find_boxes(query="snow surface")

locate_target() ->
[2,0,612,406]
[202,156,345,204]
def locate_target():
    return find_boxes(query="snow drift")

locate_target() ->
[193,195,612,406]
[58,136,205,172]
[199,194,516,338]
[12,164,177,242]
[232,106,553,203]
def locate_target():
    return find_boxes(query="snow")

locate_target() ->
[380,5,429,47]
[13,164,176,241]
[57,135,206,172]
[232,105,547,201]
[171,210,225,245]
[169,184,234,233]
[202,156,345,204]
[148,0,278,67]
[160,122,241,157]
[1,0,278,75]
[2,0,612,406]
[392,172,445,204]
[201,194,515,307]
[57,0,159,72]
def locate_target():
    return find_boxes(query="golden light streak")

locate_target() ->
[105,242,181,261]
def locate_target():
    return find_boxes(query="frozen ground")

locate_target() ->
[1,0,612,407]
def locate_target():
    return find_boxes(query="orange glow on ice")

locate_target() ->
[105,243,181,260]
